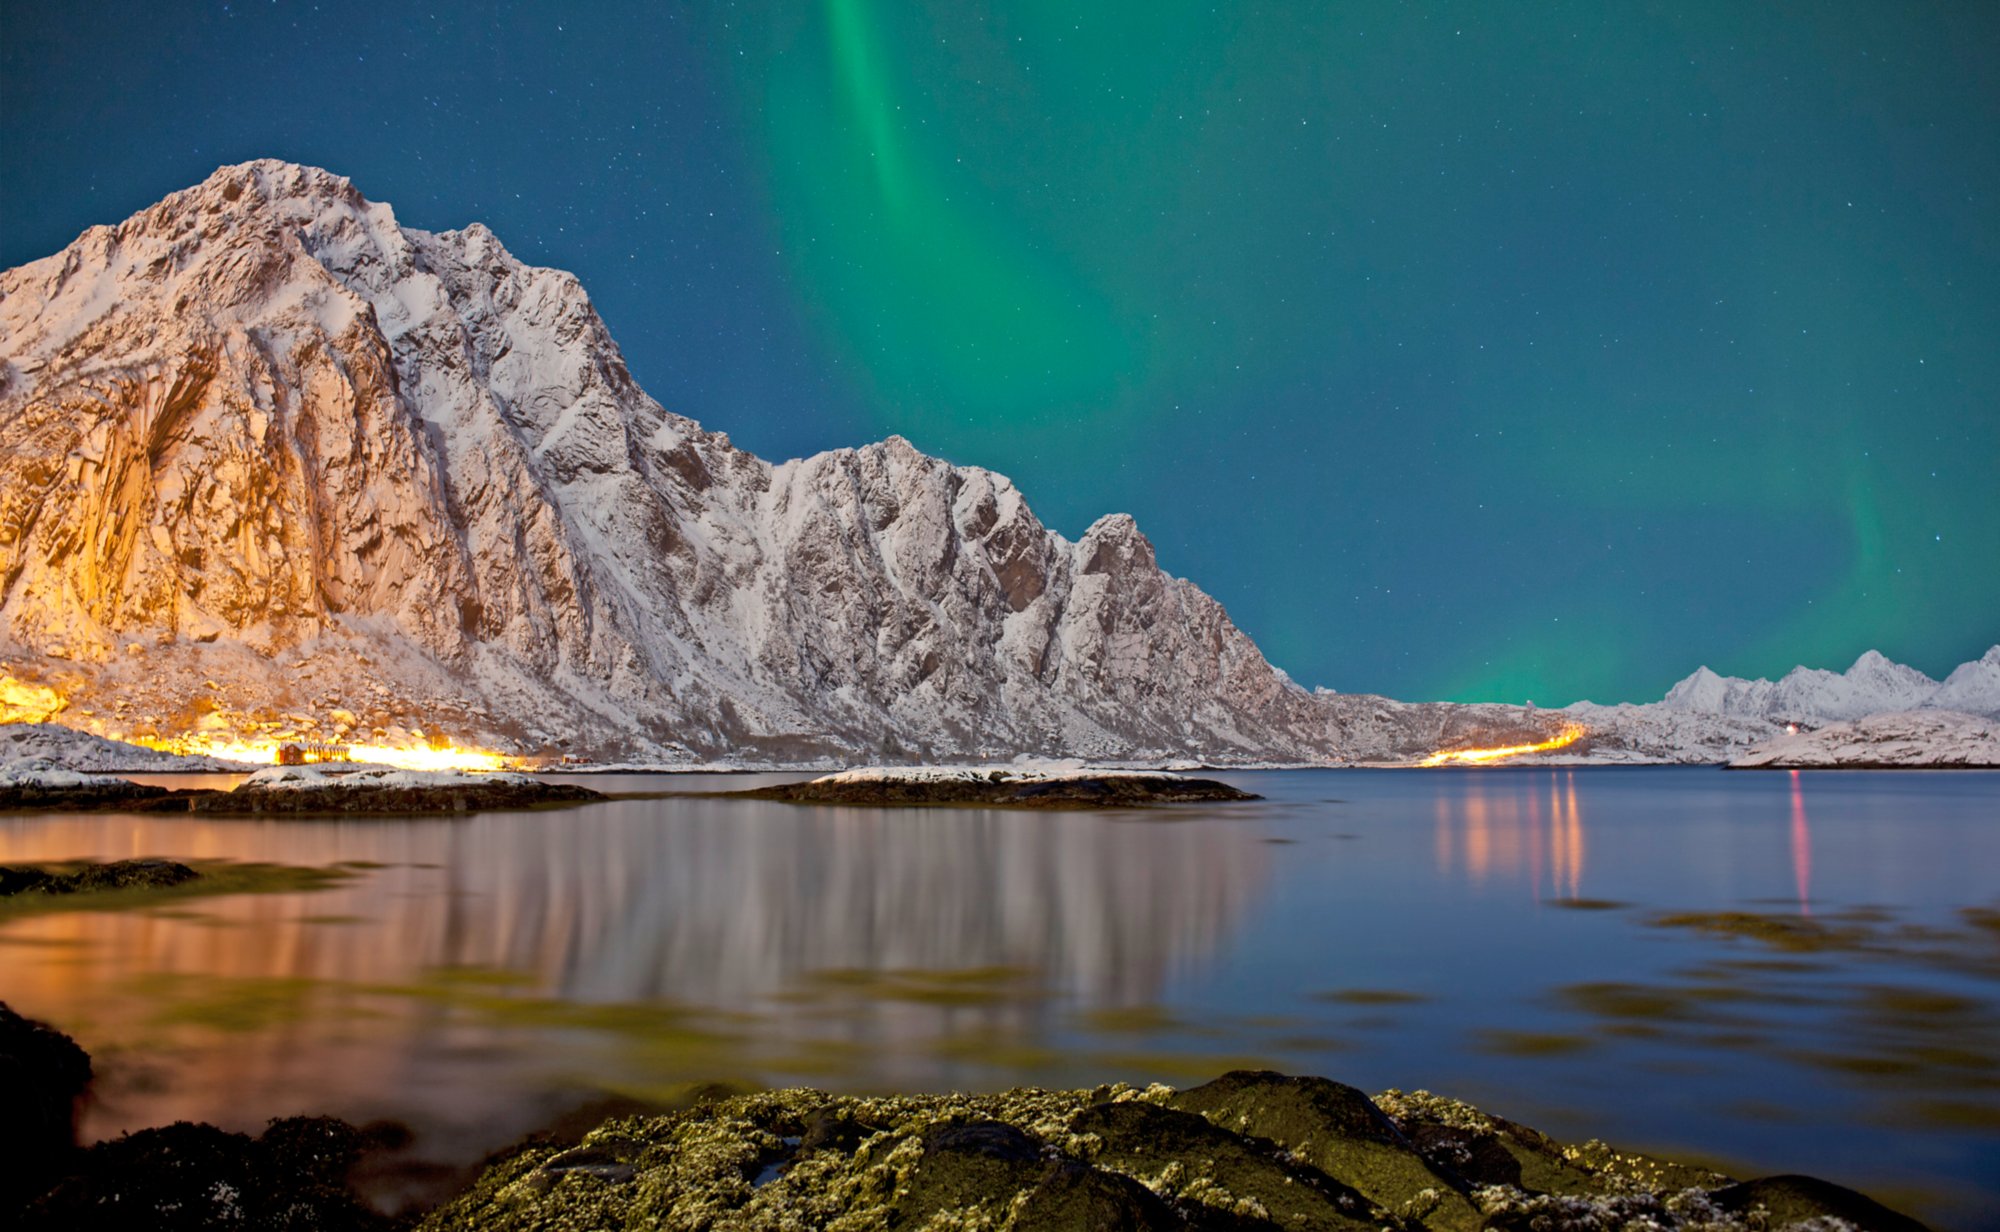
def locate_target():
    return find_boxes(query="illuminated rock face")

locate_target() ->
[0,161,1373,761]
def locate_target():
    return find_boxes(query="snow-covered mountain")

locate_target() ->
[9,160,1528,764]
[2,160,1982,769]
[1659,649,1946,723]
[1930,645,2000,715]
[1567,647,2000,763]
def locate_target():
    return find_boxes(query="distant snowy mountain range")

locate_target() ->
[1567,646,2000,764]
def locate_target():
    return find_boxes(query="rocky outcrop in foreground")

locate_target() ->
[1,1004,1931,1232]
[421,1072,1926,1232]
[734,767,1259,808]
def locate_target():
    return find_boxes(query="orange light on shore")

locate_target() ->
[1419,724,1586,767]
[122,733,509,773]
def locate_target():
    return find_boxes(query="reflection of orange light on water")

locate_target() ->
[1434,772,1587,899]
[1419,724,1585,767]
[1464,791,1492,883]
[1564,774,1584,899]
[1790,769,1812,916]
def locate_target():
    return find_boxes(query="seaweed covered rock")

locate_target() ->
[417,1075,1932,1232]
[0,859,199,898]
[1710,1176,1931,1232]
[0,1004,92,1206]
[1167,1071,1479,1229]
[21,1116,403,1232]
[1070,1098,1385,1229]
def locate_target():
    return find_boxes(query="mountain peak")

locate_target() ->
[0,161,1343,764]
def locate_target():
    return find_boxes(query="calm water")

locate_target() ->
[2,768,1997,1227]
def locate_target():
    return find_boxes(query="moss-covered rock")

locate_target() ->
[1168,1070,1480,1229]
[416,1075,1931,1232]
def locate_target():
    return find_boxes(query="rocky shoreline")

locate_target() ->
[1,1003,1930,1231]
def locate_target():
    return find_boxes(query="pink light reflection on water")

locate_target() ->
[1790,769,1813,916]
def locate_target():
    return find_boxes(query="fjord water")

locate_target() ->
[3,769,1996,1227]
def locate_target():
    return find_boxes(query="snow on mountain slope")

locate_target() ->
[1660,650,1941,723]
[5,160,1973,769]
[1729,710,2000,769]
[1568,646,2000,763]
[4,160,1441,764]
[1929,646,2000,716]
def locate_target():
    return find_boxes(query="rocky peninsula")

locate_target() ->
[732,766,1260,808]
[190,766,603,815]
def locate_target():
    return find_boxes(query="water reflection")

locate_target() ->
[6,770,2000,1230]
[1431,771,1586,899]
[1789,770,1813,915]
[0,791,1270,1146]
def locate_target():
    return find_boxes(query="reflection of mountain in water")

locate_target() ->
[0,793,1271,1147]
[438,799,1271,1007]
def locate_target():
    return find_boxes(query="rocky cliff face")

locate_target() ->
[2,160,1413,762]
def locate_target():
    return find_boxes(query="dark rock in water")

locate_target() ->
[1169,1070,1479,1230]
[1712,1175,1932,1232]
[0,778,171,812]
[0,859,200,899]
[0,1004,92,1207]
[737,770,1259,808]
[22,1116,402,1232]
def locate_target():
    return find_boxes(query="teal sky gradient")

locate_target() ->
[4,2,1994,703]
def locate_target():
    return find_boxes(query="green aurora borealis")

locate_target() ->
[4,1,1995,704]
[737,1,1998,703]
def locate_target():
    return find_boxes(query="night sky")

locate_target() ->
[5,2,1995,705]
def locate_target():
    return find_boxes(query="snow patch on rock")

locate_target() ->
[239,765,538,792]
[0,757,133,790]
